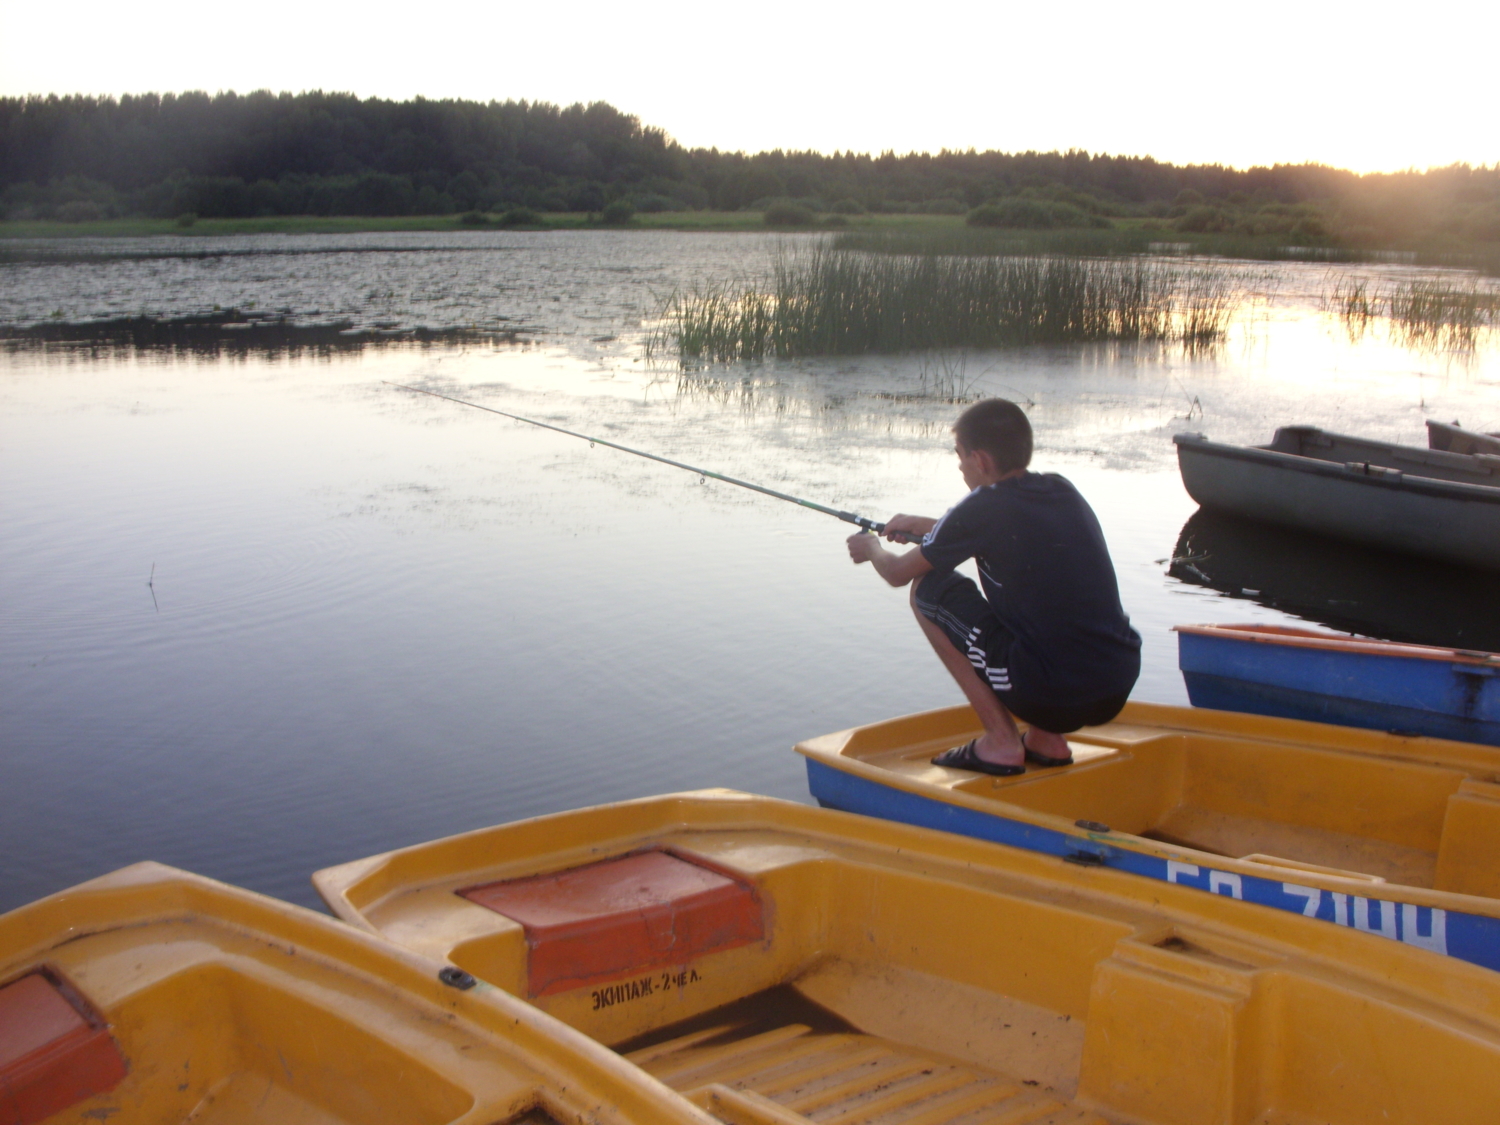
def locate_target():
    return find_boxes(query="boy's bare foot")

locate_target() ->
[1022,727,1073,762]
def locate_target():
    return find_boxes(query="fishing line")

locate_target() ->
[385,381,911,539]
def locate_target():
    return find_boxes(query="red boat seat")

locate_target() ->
[461,850,764,997]
[0,971,127,1125]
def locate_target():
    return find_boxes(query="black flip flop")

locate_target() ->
[1022,733,1073,767]
[931,739,1024,777]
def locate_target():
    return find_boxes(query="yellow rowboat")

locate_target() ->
[315,789,1500,1125]
[797,701,1500,974]
[0,862,716,1125]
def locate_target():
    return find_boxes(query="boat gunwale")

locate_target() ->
[308,790,1500,1036]
[793,704,1500,921]
[1173,431,1500,503]
[1173,622,1500,666]
[312,790,774,928]
[0,860,723,1125]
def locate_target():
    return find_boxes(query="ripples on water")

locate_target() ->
[2,232,1498,912]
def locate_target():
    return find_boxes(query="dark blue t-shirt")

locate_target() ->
[920,472,1141,704]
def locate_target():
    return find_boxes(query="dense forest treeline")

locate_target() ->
[3,91,1498,248]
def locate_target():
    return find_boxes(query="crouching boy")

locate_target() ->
[847,398,1140,774]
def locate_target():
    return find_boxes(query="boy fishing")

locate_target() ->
[847,398,1140,774]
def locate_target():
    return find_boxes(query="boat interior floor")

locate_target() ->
[619,986,1102,1125]
[853,730,1451,889]
[1138,808,1434,887]
[1266,428,1500,485]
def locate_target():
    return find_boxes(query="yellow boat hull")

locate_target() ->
[796,701,1500,973]
[315,789,1500,1125]
[0,862,715,1125]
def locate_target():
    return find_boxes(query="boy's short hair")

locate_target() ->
[954,398,1032,473]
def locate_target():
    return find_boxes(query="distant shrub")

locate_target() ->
[458,210,489,226]
[1289,217,1328,243]
[830,198,866,214]
[764,201,816,226]
[749,195,824,213]
[967,198,1107,230]
[1174,205,1233,233]
[56,200,106,222]
[415,186,455,215]
[629,193,687,213]
[175,211,198,228]
[601,200,635,224]
[921,198,968,214]
[824,214,849,227]
[1462,204,1500,242]
[566,183,607,212]
[970,200,1035,227]
[661,181,710,210]
[500,206,542,226]
[1018,184,1112,216]
[535,191,570,212]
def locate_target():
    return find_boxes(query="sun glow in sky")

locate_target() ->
[2,0,1495,173]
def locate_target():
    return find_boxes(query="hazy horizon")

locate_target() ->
[2,0,1495,175]
[4,87,1495,181]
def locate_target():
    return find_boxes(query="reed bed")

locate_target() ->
[1326,275,1500,349]
[832,228,1157,259]
[1388,278,1500,346]
[830,226,1382,265]
[648,248,1239,362]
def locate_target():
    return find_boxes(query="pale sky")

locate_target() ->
[2,0,1495,173]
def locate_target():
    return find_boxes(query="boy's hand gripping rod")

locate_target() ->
[385,382,914,540]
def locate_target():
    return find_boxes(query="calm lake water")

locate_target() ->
[3,231,1499,913]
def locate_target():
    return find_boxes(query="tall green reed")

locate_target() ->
[1388,278,1499,347]
[1325,275,1500,350]
[648,247,1239,363]
[831,227,1158,259]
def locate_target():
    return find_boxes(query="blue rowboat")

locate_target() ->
[1177,623,1500,746]
[797,701,1500,975]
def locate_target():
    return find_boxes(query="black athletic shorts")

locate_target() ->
[913,569,1129,734]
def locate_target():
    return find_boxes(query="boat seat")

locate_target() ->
[461,850,764,998]
[1435,780,1500,898]
[0,971,126,1125]
[1080,929,1276,1125]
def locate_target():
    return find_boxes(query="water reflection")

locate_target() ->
[1169,509,1500,651]
[0,231,809,355]
[4,234,1500,918]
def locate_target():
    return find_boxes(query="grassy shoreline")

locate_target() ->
[0,211,887,239]
[2,212,1494,275]
[0,211,1358,244]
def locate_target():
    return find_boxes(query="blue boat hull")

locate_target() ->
[1178,631,1500,746]
[805,756,1500,975]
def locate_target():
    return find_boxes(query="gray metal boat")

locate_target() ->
[1428,419,1500,456]
[1174,426,1500,570]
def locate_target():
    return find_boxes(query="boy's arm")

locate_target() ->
[847,532,934,587]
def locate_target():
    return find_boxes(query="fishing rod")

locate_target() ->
[386,381,912,540]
